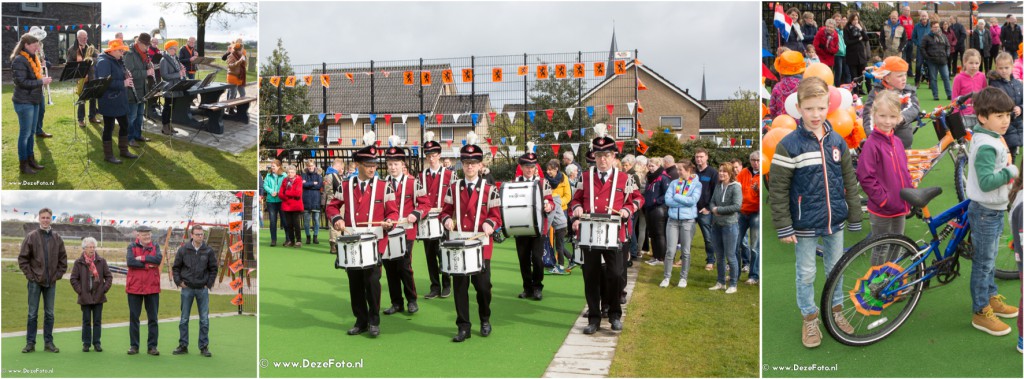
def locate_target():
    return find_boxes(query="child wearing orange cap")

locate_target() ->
[861,56,921,148]
[769,50,806,119]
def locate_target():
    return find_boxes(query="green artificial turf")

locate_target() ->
[258,229,585,377]
[762,86,1024,378]
[0,315,256,378]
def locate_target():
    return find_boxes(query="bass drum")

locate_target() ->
[499,181,543,238]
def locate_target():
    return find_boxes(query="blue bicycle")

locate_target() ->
[820,186,977,346]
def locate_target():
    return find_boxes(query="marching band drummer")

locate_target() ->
[382,138,432,316]
[440,132,502,343]
[569,124,643,335]
[513,143,556,301]
[325,135,399,338]
[420,132,458,299]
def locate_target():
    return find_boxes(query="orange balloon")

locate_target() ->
[847,106,857,122]
[804,62,835,86]
[772,114,798,131]
[827,109,854,137]
[762,127,793,173]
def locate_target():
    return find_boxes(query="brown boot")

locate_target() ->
[19,160,37,175]
[103,141,122,164]
[89,116,101,125]
[161,124,174,135]
[802,312,822,348]
[989,295,1019,318]
[118,139,139,159]
[27,154,44,170]
[831,305,855,334]
[78,120,86,127]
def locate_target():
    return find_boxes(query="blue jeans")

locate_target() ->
[711,223,739,287]
[26,281,56,345]
[795,231,845,316]
[915,45,927,83]
[179,287,210,348]
[14,102,40,160]
[926,61,951,100]
[267,201,282,242]
[303,210,321,238]
[967,202,1003,313]
[903,42,915,77]
[697,212,716,265]
[739,212,761,280]
[127,102,145,141]
[35,101,45,134]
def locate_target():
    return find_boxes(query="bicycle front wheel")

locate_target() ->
[821,234,926,346]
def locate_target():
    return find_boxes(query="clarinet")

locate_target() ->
[124,64,139,104]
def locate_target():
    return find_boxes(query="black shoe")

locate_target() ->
[147,347,159,356]
[480,322,492,337]
[173,345,188,355]
[368,326,380,337]
[452,330,471,342]
[305,236,311,245]
[383,305,404,315]
[533,290,543,301]
[627,260,633,267]
[440,287,451,298]
[611,319,623,331]
[313,236,319,244]
[127,346,139,355]
[83,345,90,352]
[270,241,276,247]
[22,343,34,353]
[347,326,366,335]
[620,294,627,304]
[517,292,529,299]
[35,132,53,138]
[94,344,102,352]
[44,342,59,353]
[407,302,419,314]
[424,290,440,299]
[583,324,600,334]
[200,347,211,357]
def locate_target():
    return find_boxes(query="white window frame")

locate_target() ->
[393,123,408,143]
[441,127,454,141]
[616,117,635,139]
[21,3,43,12]
[326,124,341,144]
[661,116,683,130]
[363,122,376,136]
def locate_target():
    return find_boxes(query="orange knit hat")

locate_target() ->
[879,56,909,73]
[774,51,806,76]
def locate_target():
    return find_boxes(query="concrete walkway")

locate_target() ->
[1,312,244,338]
[542,261,640,378]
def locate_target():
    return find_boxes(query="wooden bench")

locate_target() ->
[198,96,256,125]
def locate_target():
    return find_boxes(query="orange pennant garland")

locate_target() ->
[491,67,503,82]
[637,78,648,90]
[303,75,313,86]
[421,71,432,86]
[284,76,296,87]
[462,68,473,82]
[517,65,528,76]
[537,65,549,80]
[229,277,243,291]
[403,71,414,85]
[344,73,354,83]
[594,62,606,77]
[320,74,330,88]
[442,69,454,84]
[231,293,244,306]
[555,64,567,79]
[269,76,281,87]
[229,202,243,213]
[229,240,244,254]
[229,220,242,233]
[614,60,627,75]
[637,140,649,154]
[229,259,244,273]
[574,63,585,78]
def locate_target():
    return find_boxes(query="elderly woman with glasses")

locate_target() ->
[69,237,113,352]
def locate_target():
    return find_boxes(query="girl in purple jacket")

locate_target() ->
[856,90,914,266]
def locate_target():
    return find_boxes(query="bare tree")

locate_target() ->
[159,2,257,55]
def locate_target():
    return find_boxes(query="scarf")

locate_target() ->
[546,170,564,189]
[84,252,99,279]
[134,43,150,64]
[18,51,41,80]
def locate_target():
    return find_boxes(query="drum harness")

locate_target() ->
[587,167,619,214]
[421,167,447,210]
[346,176,379,234]
[455,178,487,234]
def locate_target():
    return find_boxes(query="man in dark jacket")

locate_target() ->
[921,21,952,100]
[126,225,162,356]
[950,16,968,72]
[912,11,932,85]
[123,33,152,147]
[694,149,719,270]
[301,160,324,245]
[1001,15,1022,57]
[18,208,67,353]
[172,225,218,357]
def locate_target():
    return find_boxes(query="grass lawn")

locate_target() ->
[761,86,1023,378]
[1,83,256,190]
[609,231,760,378]
[1,274,243,333]
[0,315,256,378]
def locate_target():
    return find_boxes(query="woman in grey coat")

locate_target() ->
[158,41,184,135]
[709,163,743,293]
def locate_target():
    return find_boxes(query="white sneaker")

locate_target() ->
[709,283,725,291]
[659,278,670,288]
[646,259,662,266]
[745,278,759,285]
[725,286,737,294]
[677,279,687,288]
[741,265,750,273]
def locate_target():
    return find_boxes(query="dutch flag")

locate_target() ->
[773,4,791,42]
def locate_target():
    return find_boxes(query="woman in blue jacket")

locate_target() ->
[300,160,323,245]
[661,161,701,289]
[262,159,285,246]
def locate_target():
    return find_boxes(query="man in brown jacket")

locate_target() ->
[18,208,68,353]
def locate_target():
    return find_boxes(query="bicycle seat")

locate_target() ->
[900,187,942,208]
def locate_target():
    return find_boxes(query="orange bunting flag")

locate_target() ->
[517,65,528,76]
[442,69,454,84]
[229,202,243,213]
[637,124,645,135]
[231,293,244,306]
[421,71,432,86]
[303,75,313,86]
[462,68,473,82]
[229,220,242,233]
[229,277,243,291]
[229,240,244,254]
[320,74,330,88]
[537,65,549,80]
[243,191,255,197]
[269,76,281,87]
[614,60,627,75]
[229,259,244,274]
[593,62,606,77]
[637,78,648,90]
[492,67,503,82]
[573,63,586,78]
[555,64,567,79]
[344,73,354,83]
[284,76,296,87]
[403,71,414,85]
[637,102,644,113]
[637,140,649,155]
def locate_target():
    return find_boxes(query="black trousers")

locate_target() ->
[161,95,173,125]
[422,238,451,292]
[346,265,382,328]
[77,99,97,122]
[514,235,545,293]
[582,246,624,323]
[283,211,302,243]
[383,240,417,306]
[645,206,668,260]
[81,303,103,347]
[127,293,159,349]
[453,260,491,331]
[101,115,129,141]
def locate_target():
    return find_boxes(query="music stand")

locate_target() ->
[60,61,92,82]
[155,79,201,150]
[74,77,112,186]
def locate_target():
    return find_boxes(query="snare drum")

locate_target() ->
[500,181,543,238]
[571,240,606,265]
[578,213,621,250]
[335,234,380,270]
[382,227,407,261]
[440,239,484,275]
[417,211,444,240]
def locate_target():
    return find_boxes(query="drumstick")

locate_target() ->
[467,232,487,240]
[358,220,409,226]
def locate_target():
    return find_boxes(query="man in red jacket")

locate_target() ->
[382,145,431,315]
[419,137,458,299]
[125,226,162,356]
[440,138,503,342]
[326,143,399,337]
[512,151,556,301]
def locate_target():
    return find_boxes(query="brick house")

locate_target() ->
[1,2,101,71]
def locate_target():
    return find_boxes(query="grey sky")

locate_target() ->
[1,191,243,224]
[101,2,257,43]
[259,1,758,99]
